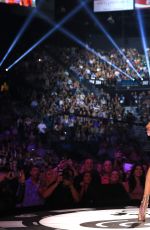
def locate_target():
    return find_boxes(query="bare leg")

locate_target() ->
[138,168,150,221]
[138,196,149,221]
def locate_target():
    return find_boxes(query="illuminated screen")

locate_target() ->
[94,0,134,12]
[0,0,36,7]
[135,0,150,9]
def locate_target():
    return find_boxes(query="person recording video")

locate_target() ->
[39,167,80,209]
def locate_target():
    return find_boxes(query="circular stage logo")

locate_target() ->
[0,208,150,229]
[39,208,150,230]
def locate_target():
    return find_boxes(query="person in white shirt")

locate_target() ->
[37,121,47,144]
[37,121,47,134]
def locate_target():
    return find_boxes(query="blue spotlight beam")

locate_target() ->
[37,10,134,80]
[136,9,150,77]
[59,26,134,81]
[0,0,43,67]
[6,0,89,71]
[7,9,134,81]
[83,4,142,80]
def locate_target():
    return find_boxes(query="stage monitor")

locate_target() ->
[94,0,134,12]
[135,0,150,9]
[0,0,36,7]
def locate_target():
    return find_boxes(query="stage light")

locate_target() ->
[136,9,150,77]
[0,0,44,67]
[83,4,142,80]
[6,0,89,71]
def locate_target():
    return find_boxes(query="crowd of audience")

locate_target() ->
[0,44,150,215]
[57,46,150,83]
[0,155,148,214]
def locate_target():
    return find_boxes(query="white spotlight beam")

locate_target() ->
[83,3,142,80]
[0,0,44,67]
[6,0,89,71]
[136,9,150,77]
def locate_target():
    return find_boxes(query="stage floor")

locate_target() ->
[0,207,150,230]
